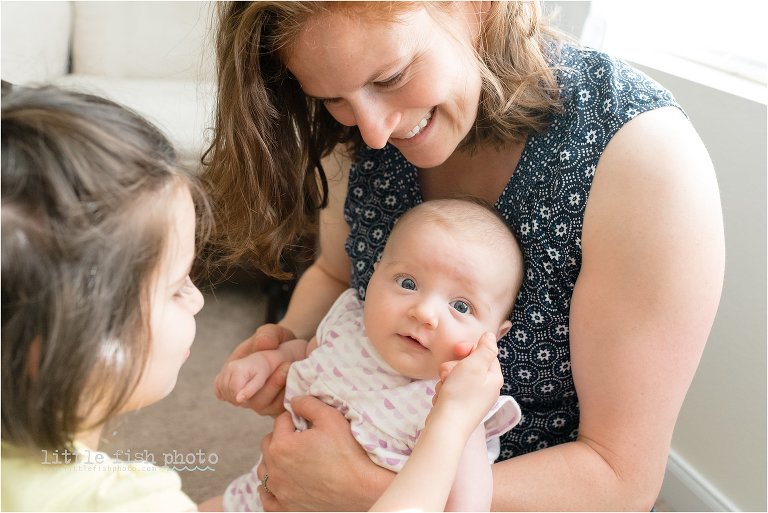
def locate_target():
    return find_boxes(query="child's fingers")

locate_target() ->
[452,341,474,359]
[438,360,459,381]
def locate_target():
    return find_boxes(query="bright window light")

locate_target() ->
[581,0,767,86]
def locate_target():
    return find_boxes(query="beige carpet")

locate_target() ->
[98,282,274,504]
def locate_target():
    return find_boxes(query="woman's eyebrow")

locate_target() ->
[303,56,415,101]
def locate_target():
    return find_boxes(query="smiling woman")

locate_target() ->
[202,1,724,510]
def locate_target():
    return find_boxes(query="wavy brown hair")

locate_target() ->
[1,83,211,451]
[202,1,565,279]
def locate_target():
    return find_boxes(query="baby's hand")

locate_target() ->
[214,352,273,405]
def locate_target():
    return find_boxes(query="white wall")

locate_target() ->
[632,63,767,512]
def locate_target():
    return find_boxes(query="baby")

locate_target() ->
[216,197,524,511]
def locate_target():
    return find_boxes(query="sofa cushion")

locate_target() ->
[53,74,216,164]
[71,2,215,81]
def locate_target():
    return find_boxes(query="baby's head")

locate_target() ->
[1,84,210,450]
[364,198,523,380]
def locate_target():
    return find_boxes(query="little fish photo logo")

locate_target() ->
[163,449,218,472]
[41,448,219,472]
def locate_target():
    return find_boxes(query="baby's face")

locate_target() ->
[364,221,514,380]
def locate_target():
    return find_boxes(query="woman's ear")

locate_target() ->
[497,320,512,340]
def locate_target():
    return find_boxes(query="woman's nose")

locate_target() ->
[345,97,401,149]
[409,300,439,329]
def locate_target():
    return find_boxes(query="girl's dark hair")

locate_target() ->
[202,1,565,280]
[1,83,210,451]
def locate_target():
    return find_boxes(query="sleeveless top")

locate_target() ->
[343,44,681,460]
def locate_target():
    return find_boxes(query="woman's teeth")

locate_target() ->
[403,109,433,139]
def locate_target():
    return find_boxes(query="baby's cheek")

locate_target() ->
[451,341,475,359]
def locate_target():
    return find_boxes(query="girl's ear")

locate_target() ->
[496,320,512,340]
[26,336,42,381]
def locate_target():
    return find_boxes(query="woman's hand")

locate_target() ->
[220,323,296,416]
[256,396,394,511]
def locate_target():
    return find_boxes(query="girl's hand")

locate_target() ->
[431,332,503,432]
[223,323,296,416]
[256,396,394,511]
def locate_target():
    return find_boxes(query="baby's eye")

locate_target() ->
[396,277,417,290]
[450,300,471,315]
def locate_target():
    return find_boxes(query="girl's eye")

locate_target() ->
[376,71,405,88]
[450,300,471,315]
[397,277,417,290]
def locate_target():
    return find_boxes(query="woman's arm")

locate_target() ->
[228,147,353,415]
[274,147,354,340]
[488,107,725,510]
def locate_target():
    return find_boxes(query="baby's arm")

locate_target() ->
[444,424,492,511]
[214,338,307,406]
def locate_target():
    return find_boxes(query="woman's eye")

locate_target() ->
[397,277,417,290]
[376,71,405,88]
[450,300,471,315]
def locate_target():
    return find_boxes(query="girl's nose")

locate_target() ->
[187,281,205,315]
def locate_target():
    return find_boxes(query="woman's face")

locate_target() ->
[286,5,483,169]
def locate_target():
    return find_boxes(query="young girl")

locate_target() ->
[215,198,525,511]
[0,83,219,511]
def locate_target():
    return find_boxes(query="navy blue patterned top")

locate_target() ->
[343,44,681,459]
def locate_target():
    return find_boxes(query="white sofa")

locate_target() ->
[1,1,217,166]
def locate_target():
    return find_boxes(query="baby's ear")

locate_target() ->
[497,320,512,340]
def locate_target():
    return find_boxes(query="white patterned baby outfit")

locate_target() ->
[223,288,521,511]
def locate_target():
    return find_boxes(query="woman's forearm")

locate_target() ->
[278,261,349,340]
[490,439,662,511]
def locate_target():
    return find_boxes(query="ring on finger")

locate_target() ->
[261,472,274,496]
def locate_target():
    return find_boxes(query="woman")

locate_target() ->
[203,2,724,510]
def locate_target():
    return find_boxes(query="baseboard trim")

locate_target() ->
[659,449,739,511]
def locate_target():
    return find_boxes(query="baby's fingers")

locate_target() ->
[235,372,269,404]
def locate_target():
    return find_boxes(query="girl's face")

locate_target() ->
[286,4,483,169]
[124,185,204,410]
